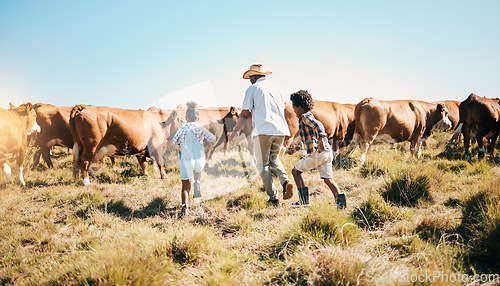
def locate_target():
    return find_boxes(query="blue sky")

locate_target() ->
[1,1,499,109]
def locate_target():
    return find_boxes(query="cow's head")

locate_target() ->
[217,106,240,132]
[161,110,186,140]
[426,102,452,136]
[10,102,41,135]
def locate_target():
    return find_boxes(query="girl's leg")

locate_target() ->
[181,179,191,216]
[193,171,202,198]
[323,178,340,196]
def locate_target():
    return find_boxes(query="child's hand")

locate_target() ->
[286,146,299,155]
[318,139,326,153]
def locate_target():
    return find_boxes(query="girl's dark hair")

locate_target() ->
[186,101,199,122]
[290,90,314,111]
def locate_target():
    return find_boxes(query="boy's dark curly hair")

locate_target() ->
[290,90,314,111]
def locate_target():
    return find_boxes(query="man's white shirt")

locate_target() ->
[241,77,290,137]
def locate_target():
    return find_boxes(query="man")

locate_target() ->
[230,64,294,205]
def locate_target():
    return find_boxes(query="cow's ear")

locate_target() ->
[230,106,237,116]
[436,103,444,111]
[9,102,16,109]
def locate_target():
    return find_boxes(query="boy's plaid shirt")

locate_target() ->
[299,111,331,154]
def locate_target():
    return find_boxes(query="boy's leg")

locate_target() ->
[193,171,202,198]
[317,151,346,209]
[292,168,305,189]
[323,178,340,196]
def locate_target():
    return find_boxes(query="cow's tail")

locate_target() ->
[449,123,463,143]
[69,105,85,180]
[345,99,370,156]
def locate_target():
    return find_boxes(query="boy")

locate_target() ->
[172,101,216,217]
[286,90,346,208]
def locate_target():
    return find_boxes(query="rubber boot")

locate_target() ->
[336,193,346,209]
[292,187,310,207]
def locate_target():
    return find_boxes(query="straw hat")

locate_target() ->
[242,64,272,79]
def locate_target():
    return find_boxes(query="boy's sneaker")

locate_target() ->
[336,193,346,209]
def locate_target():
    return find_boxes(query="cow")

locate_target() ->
[349,98,452,162]
[31,103,74,169]
[69,105,184,185]
[0,103,40,185]
[214,107,255,156]
[432,100,460,131]
[456,93,500,159]
[282,101,356,158]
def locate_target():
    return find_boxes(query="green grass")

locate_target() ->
[0,132,499,285]
[382,171,433,207]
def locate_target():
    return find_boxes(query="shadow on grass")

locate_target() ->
[96,197,179,220]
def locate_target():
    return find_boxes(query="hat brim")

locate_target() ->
[242,70,272,79]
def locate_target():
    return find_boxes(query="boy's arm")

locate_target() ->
[302,116,328,152]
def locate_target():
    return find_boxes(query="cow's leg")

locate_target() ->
[81,157,92,186]
[345,133,359,156]
[17,167,25,186]
[136,155,148,176]
[462,125,472,159]
[488,132,499,158]
[476,134,486,160]
[110,156,116,168]
[32,149,42,170]
[15,149,27,186]
[80,147,97,186]
[410,137,423,158]
[72,143,82,181]
[149,148,167,179]
[2,163,13,184]
[39,145,54,169]
[359,141,370,163]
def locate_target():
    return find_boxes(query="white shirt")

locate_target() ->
[241,77,290,137]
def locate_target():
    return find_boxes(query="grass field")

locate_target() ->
[1,132,499,285]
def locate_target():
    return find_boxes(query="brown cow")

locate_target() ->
[282,101,356,158]
[0,103,40,185]
[70,105,184,185]
[31,103,74,169]
[432,100,460,131]
[457,93,500,159]
[350,98,452,162]
[215,107,255,157]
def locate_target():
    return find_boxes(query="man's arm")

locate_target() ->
[229,109,251,142]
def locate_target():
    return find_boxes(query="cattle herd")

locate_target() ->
[1,93,499,186]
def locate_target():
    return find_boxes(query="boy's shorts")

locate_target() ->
[294,150,333,179]
[180,158,205,180]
